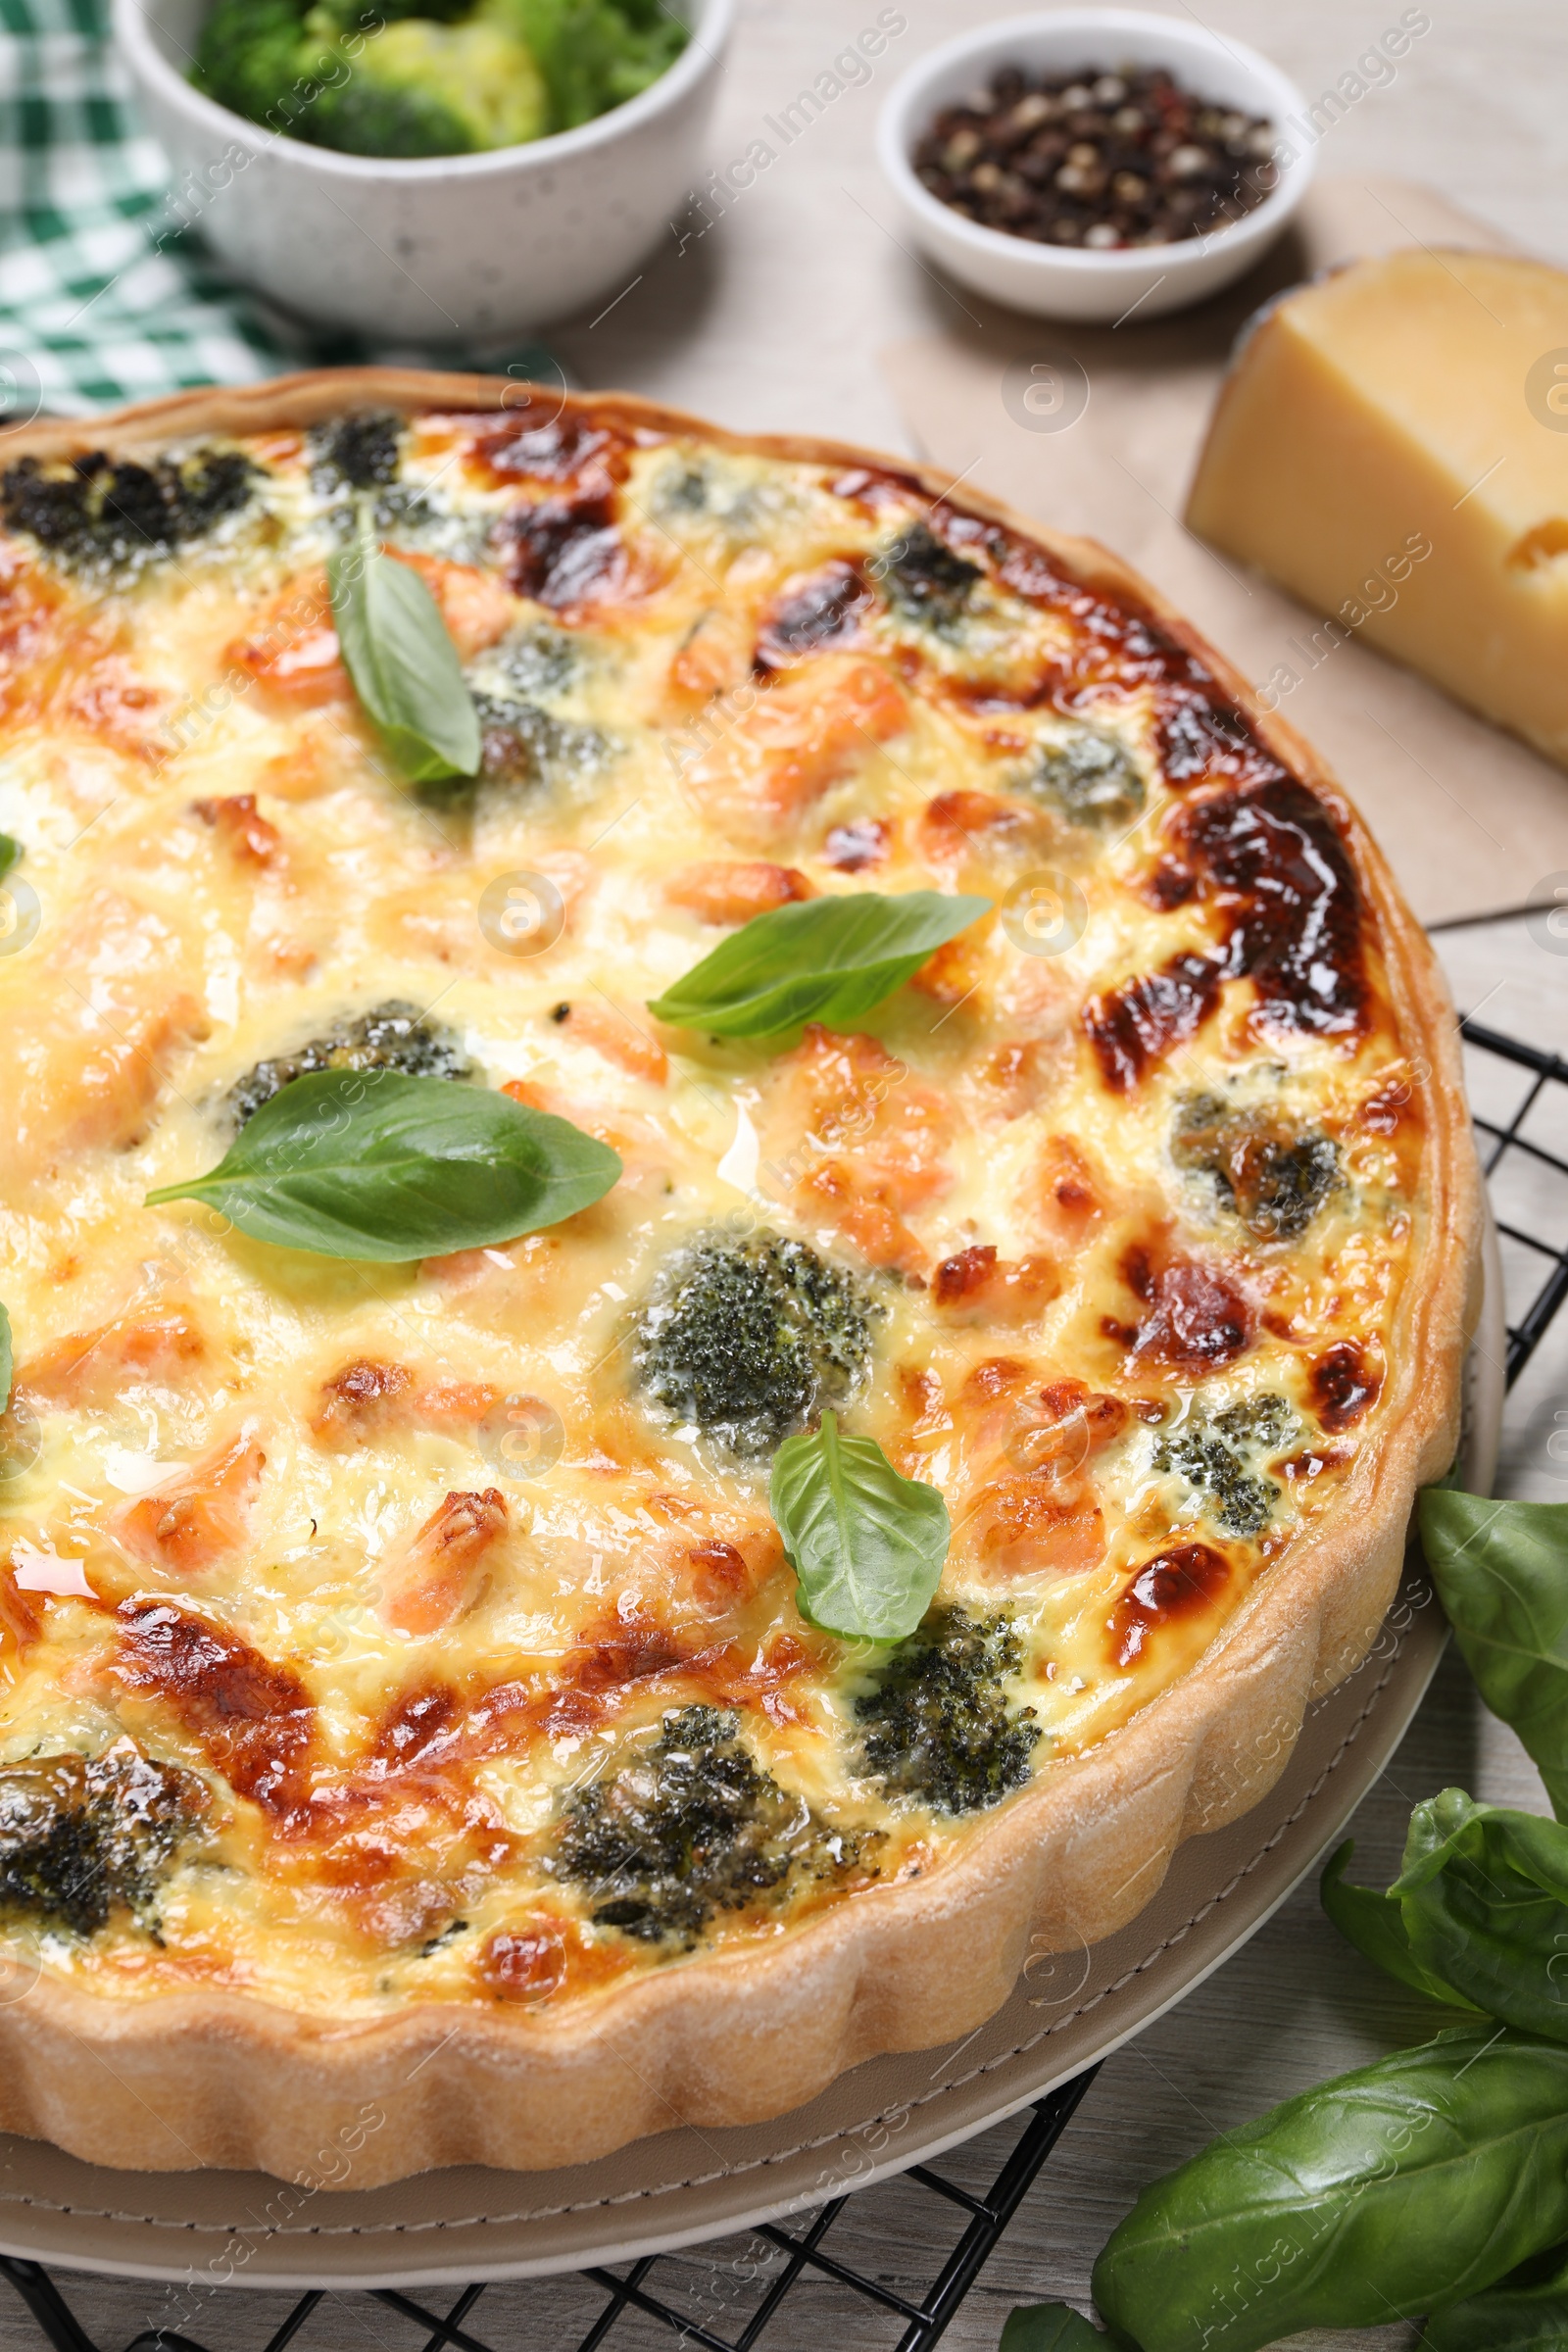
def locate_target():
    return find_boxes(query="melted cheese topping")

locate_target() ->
[0,407,1427,2017]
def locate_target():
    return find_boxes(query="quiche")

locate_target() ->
[0,373,1477,2184]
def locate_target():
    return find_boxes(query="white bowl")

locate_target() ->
[112,0,731,343]
[877,8,1313,323]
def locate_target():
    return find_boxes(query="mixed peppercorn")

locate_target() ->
[912,65,1276,251]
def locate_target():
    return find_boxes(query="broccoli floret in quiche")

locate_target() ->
[310,410,404,494]
[649,453,773,545]
[875,522,983,632]
[551,1706,871,1946]
[471,692,614,790]
[1172,1092,1341,1242]
[0,1746,208,1936]
[226,1001,471,1128]
[0,448,258,572]
[483,624,580,703]
[657,464,716,515]
[633,1232,878,1462]
[310,410,484,552]
[1213,1394,1294,1453]
[463,630,613,789]
[1025,731,1146,830]
[1153,1392,1296,1539]
[854,1606,1039,1816]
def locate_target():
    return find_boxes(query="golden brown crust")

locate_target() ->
[0,372,1480,2184]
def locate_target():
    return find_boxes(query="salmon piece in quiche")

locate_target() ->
[16,1312,207,1412]
[11,892,205,1181]
[664,608,753,710]
[227,571,348,707]
[932,1246,1061,1325]
[547,998,668,1086]
[310,1360,499,1446]
[956,1378,1131,1582]
[115,1431,266,1576]
[663,859,813,925]
[393,553,515,659]
[380,1489,511,1637]
[760,1025,957,1274]
[681,654,909,845]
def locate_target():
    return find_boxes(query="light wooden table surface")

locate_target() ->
[11,4,1568,2347]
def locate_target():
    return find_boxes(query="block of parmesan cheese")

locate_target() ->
[1186,248,1568,767]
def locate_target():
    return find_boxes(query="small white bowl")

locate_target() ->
[877,9,1313,323]
[112,0,731,344]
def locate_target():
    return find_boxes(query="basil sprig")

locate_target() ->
[1086,1491,1568,2348]
[648,891,991,1039]
[769,1409,949,1642]
[1421,1490,1568,1820]
[327,513,481,784]
[1320,1839,1480,2011]
[1092,2028,1568,2351]
[1326,1788,1568,2038]
[0,836,19,883]
[1394,1789,1568,2039]
[1425,2240,1568,2349]
[999,2305,1102,2352]
[146,1069,619,1261]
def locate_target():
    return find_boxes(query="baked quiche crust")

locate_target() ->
[0,371,1478,2183]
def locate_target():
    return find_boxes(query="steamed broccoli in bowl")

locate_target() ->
[314,13,550,154]
[192,0,689,158]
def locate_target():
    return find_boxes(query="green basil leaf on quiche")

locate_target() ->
[146,1068,620,1261]
[769,1409,949,1643]
[1092,2027,1568,2352]
[0,835,19,883]
[1395,1788,1568,2039]
[648,890,992,1039]
[1420,1491,1568,1821]
[1423,2239,1568,2349]
[1000,2303,1104,2351]
[326,514,481,784]
[1320,1838,1480,2010]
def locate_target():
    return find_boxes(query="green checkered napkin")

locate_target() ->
[0,0,558,416]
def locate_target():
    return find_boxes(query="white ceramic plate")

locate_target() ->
[0,1213,1503,2290]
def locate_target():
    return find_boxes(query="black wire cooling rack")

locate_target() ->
[1460,1016,1568,1383]
[2,1014,1564,2352]
[0,2072,1099,2352]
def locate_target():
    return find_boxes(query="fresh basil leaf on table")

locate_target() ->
[326,514,481,784]
[648,891,992,1038]
[769,1409,950,1643]
[1000,2304,1104,2351]
[1424,2239,1568,2349]
[146,1069,620,1261]
[1091,2027,1568,2352]
[1320,1838,1480,2009]
[1420,1492,1568,1821]
[1394,1788,1568,2040]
